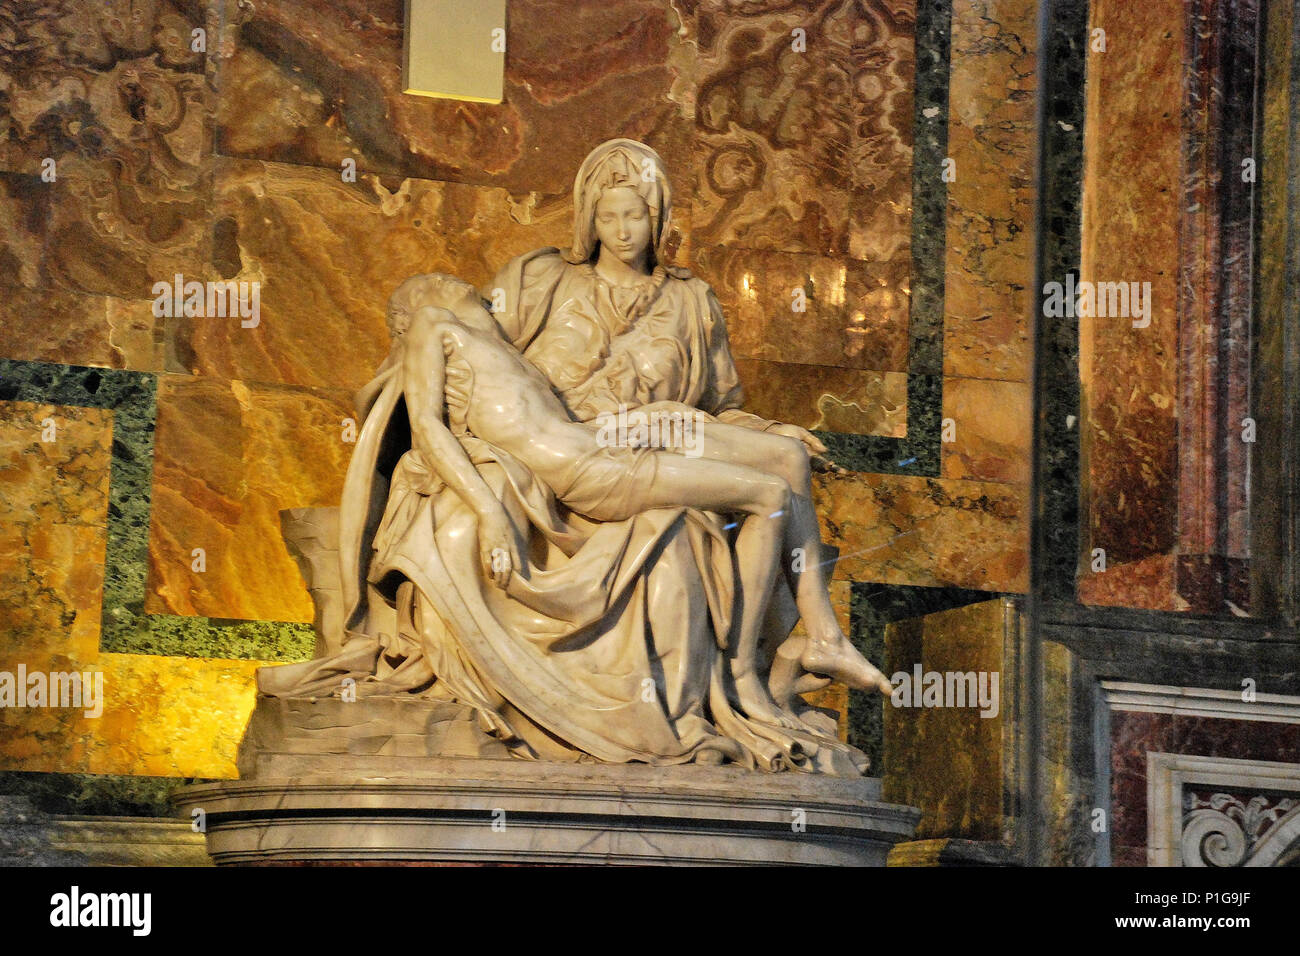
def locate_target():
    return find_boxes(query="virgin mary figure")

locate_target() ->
[259,139,884,775]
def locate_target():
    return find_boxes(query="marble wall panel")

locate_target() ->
[941,377,1031,483]
[1079,0,1183,594]
[812,471,1028,591]
[848,0,915,268]
[1076,553,1180,612]
[694,0,872,257]
[0,401,112,660]
[941,0,1035,382]
[145,373,353,623]
[0,652,262,779]
[0,0,213,186]
[694,245,910,371]
[734,358,906,437]
[1108,709,1300,866]
[0,172,166,371]
[42,161,213,302]
[212,0,694,214]
[171,157,571,391]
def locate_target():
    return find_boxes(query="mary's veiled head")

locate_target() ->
[566,139,673,267]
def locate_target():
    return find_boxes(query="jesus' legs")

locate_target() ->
[623,454,800,726]
[676,422,893,696]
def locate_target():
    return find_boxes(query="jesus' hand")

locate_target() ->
[765,423,847,475]
[476,502,522,589]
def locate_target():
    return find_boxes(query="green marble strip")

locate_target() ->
[0,358,313,661]
[817,0,952,478]
[1033,0,1089,601]
[0,769,212,817]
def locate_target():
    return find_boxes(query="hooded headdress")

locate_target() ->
[564,138,673,268]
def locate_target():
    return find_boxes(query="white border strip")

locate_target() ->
[1101,681,1300,724]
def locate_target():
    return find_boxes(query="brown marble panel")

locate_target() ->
[0,0,213,186]
[1076,553,1179,612]
[0,171,166,370]
[848,0,915,265]
[812,472,1028,592]
[43,160,213,301]
[0,401,112,660]
[691,0,856,255]
[145,374,354,623]
[212,0,694,212]
[693,245,909,371]
[941,0,1035,382]
[1080,0,1182,585]
[173,157,571,391]
[734,358,906,436]
[940,377,1031,483]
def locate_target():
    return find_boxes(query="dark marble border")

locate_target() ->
[0,769,209,818]
[1031,0,1088,605]
[818,0,951,478]
[0,358,313,661]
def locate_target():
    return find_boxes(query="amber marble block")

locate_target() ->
[941,0,1036,382]
[812,472,1028,592]
[145,374,354,623]
[882,599,1006,841]
[169,158,571,391]
[694,245,910,372]
[734,358,907,438]
[941,377,1031,483]
[0,401,112,661]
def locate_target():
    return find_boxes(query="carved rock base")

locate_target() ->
[175,757,919,866]
[235,695,512,779]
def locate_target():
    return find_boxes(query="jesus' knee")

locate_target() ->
[769,435,811,492]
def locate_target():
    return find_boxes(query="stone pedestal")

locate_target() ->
[174,755,919,866]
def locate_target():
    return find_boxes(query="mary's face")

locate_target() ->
[594,186,652,268]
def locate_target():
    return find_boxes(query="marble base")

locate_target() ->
[887,838,1017,867]
[174,757,919,866]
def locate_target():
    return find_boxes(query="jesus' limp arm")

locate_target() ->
[401,306,521,587]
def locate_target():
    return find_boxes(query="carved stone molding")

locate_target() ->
[1147,752,1300,866]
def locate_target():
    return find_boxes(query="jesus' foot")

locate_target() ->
[732,667,800,730]
[801,629,893,695]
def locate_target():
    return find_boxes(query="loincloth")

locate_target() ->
[546,442,663,522]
